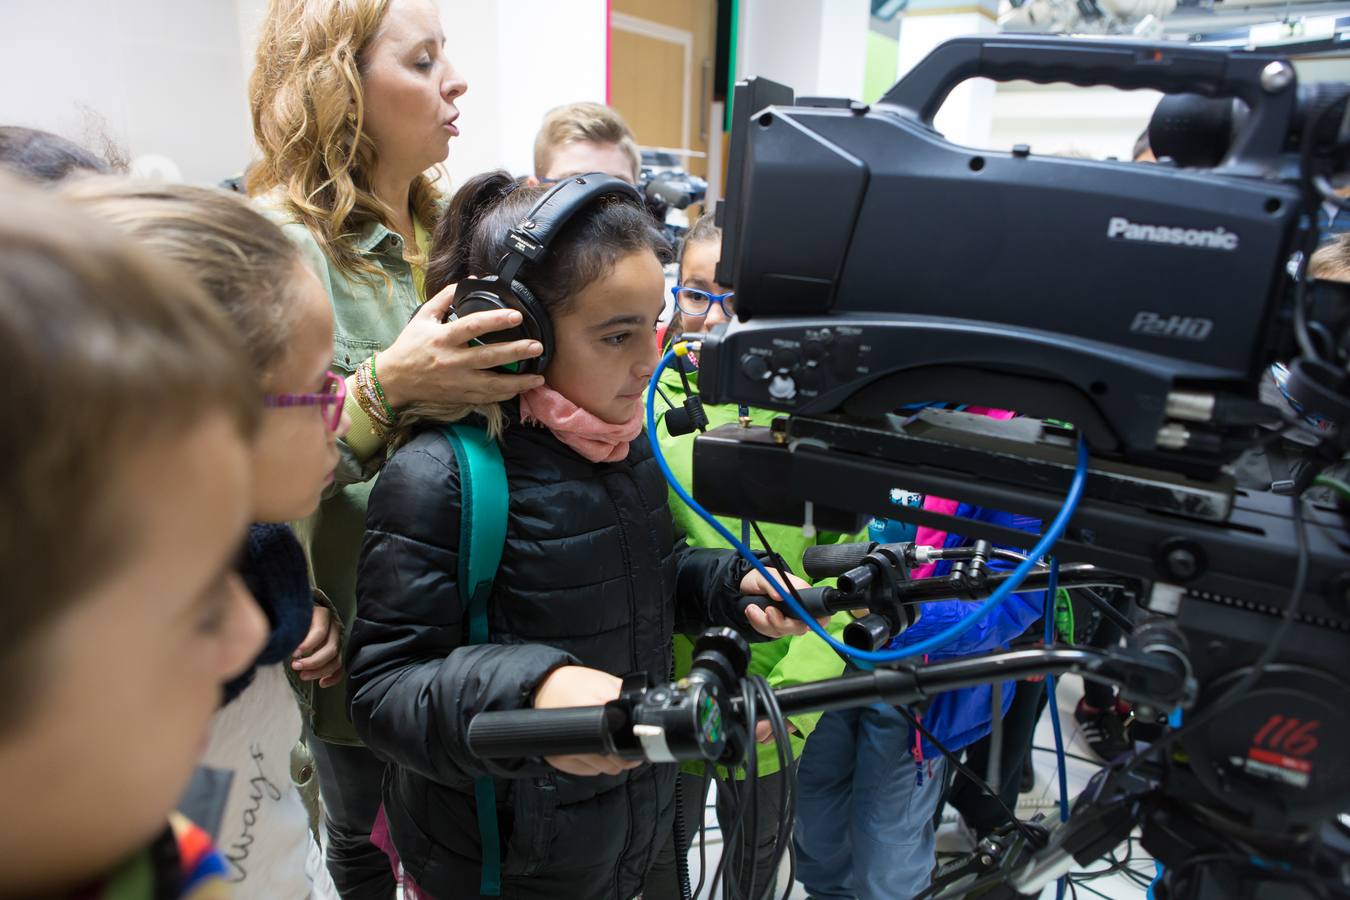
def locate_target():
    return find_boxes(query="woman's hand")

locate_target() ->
[738,569,828,638]
[292,604,343,688]
[532,666,643,777]
[375,284,546,408]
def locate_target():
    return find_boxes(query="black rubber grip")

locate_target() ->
[466,705,622,760]
[802,542,876,580]
[736,586,839,621]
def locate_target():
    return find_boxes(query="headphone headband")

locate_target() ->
[497,174,641,280]
[456,174,641,377]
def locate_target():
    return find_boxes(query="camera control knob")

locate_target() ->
[739,353,771,382]
[831,337,861,379]
[798,361,824,391]
[770,348,800,373]
[768,374,797,401]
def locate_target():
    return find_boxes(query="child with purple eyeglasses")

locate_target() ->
[67,178,351,899]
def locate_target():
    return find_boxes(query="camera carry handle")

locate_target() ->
[879,35,1296,176]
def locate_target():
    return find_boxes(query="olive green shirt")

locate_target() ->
[259,199,428,744]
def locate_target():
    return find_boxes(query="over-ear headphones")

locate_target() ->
[448,174,642,375]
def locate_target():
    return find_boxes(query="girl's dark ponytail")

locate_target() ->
[425,170,520,299]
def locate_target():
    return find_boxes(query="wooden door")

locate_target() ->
[610,0,717,189]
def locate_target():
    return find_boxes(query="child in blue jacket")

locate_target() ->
[793,502,1046,900]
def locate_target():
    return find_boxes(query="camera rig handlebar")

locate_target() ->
[735,538,1119,651]
[465,624,1192,772]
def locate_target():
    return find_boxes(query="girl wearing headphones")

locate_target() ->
[345,171,821,900]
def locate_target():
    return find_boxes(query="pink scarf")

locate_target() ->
[519,385,645,463]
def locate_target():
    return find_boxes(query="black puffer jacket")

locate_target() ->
[347,413,757,900]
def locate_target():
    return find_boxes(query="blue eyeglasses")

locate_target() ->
[671,285,735,317]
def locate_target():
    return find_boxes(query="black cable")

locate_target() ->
[1188,799,1315,857]
[1111,494,1310,784]
[743,678,759,900]
[657,345,798,899]
[1123,867,1157,889]
[1032,744,1105,767]
[674,347,699,399]
[774,680,798,900]
[709,769,744,900]
[749,674,794,900]
[743,502,824,900]
[749,520,809,608]
[1069,838,1133,881]
[779,721,796,900]
[1296,246,1326,366]
[1074,587,1134,635]
[1107,839,1155,886]
[891,704,1044,849]
[731,676,785,900]
[708,679,791,900]
[712,777,745,895]
[1307,320,1339,362]
[674,773,693,900]
[747,516,813,897]
[1070,880,1114,900]
[712,683,757,899]
[656,384,680,413]
[757,680,786,900]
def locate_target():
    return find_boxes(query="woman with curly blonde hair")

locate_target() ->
[248,1,543,895]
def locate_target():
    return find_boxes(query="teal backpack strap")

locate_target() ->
[440,424,508,896]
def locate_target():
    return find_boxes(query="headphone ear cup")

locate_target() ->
[452,279,548,376]
[450,283,513,322]
[510,280,554,374]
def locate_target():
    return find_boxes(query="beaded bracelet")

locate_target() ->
[368,353,396,421]
[351,365,373,424]
[363,365,392,427]
[358,392,390,438]
[354,362,392,432]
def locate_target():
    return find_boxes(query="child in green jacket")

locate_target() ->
[645,214,858,900]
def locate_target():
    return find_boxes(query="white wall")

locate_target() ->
[0,0,256,184]
[987,82,1162,160]
[0,0,607,188]
[738,0,870,100]
[7,1,1321,189]
[815,1,872,100]
[439,0,607,187]
[897,11,1000,148]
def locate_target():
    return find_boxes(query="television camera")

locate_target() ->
[468,36,1350,899]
